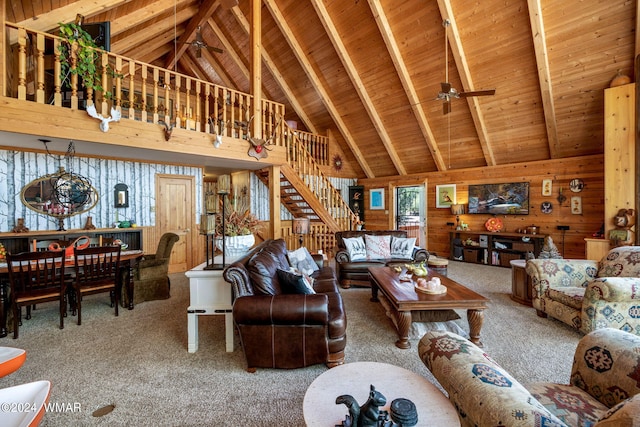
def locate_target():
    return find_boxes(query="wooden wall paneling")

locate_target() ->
[359,155,604,260]
[604,83,635,239]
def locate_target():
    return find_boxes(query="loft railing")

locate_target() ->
[4,23,285,145]
[286,129,358,233]
[285,128,329,166]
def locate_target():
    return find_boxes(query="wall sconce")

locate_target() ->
[114,183,129,208]
[292,217,310,248]
[451,204,465,230]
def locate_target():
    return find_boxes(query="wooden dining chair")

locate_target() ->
[71,245,122,325]
[6,250,68,339]
[31,239,70,252]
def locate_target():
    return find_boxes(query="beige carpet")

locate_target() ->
[0,261,581,426]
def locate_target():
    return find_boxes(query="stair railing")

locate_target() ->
[285,127,358,232]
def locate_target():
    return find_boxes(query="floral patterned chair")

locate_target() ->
[525,246,640,335]
[419,328,640,426]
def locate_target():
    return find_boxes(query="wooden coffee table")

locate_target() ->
[369,266,489,349]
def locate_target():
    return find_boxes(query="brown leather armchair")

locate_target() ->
[123,232,179,306]
[223,239,347,371]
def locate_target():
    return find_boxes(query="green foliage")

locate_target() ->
[57,22,118,99]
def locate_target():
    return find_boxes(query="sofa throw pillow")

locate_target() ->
[276,268,316,294]
[390,236,416,259]
[365,234,391,260]
[343,236,366,261]
[287,247,319,276]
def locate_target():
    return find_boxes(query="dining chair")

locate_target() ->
[6,250,68,339]
[31,239,70,252]
[71,245,122,325]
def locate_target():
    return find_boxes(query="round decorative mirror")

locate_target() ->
[21,167,99,230]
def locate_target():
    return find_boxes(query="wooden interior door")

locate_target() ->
[156,174,194,273]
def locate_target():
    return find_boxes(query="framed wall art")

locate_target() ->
[370,188,385,210]
[571,196,582,214]
[435,184,456,208]
[542,179,552,196]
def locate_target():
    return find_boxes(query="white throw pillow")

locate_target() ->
[390,236,416,259]
[343,236,366,261]
[365,235,391,260]
[287,247,319,276]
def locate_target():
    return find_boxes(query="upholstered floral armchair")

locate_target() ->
[525,246,640,335]
[419,328,640,426]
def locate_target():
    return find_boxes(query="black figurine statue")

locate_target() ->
[336,384,386,427]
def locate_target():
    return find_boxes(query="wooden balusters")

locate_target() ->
[128,60,135,119]
[53,39,62,106]
[36,33,45,103]
[140,64,148,122]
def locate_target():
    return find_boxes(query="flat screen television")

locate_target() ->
[468,182,529,215]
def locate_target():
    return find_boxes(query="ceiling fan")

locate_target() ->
[438,19,495,114]
[183,26,223,58]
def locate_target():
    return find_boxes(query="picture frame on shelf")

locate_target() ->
[370,188,385,210]
[435,184,456,208]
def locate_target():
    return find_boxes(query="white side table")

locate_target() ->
[185,257,237,353]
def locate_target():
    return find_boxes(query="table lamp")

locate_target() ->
[451,204,465,230]
[292,217,310,248]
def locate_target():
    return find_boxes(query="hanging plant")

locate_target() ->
[57,22,118,99]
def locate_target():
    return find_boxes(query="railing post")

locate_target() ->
[128,60,135,119]
[115,57,123,110]
[17,28,26,100]
[140,64,147,123]
[152,68,159,123]
[36,34,45,103]
[53,39,62,106]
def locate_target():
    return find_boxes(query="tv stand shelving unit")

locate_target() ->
[449,231,546,267]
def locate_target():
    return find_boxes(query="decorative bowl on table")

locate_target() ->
[415,283,447,295]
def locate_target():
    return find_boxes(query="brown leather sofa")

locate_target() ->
[334,230,429,288]
[223,239,346,371]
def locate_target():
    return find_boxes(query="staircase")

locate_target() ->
[255,128,358,250]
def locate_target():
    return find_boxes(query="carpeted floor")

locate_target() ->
[0,261,582,426]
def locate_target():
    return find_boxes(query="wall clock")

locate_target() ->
[332,154,343,171]
[541,201,553,214]
[569,178,584,192]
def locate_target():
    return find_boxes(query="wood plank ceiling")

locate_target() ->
[7,0,639,179]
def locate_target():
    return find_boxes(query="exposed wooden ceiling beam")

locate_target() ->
[311,0,406,175]
[263,0,374,178]
[528,0,558,159]
[205,17,274,100]
[122,27,186,64]
[165,0,221,71]
[15,0,130,32]
[113,5,196,54]
[438,0,496,167]
[367,0,446,172]
[197,37,237,89]
[230,6,318,134]
[109,0,177,37]
[206,17,248,79]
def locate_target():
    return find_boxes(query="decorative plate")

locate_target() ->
[485,217,503,232]
[569,178,584,192]
[415,284,447,295]
[541,201,553,214]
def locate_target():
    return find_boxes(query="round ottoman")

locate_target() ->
[428,257,449,276]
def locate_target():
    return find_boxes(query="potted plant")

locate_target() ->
[57,22,117,100]
[215,197,262,258]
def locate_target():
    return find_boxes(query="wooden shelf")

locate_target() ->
[450,230,546,267]
[0,228,143,254]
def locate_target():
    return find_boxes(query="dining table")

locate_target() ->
[0,250,144,338]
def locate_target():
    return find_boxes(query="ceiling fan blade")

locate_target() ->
[196,47,202,58]
[207,46,224,54]
[443,100,451,115]
[459,89,496,97]
[196,27,203,43]
[441,82,451,94]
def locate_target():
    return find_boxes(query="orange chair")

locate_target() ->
[0,347,26,377]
